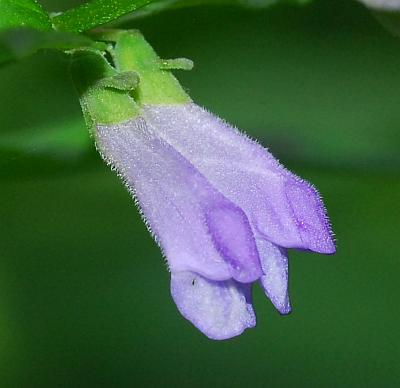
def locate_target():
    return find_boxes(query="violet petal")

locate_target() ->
[171,271,256,340]
[256,239,291,315]
[143,103,335,254]
[206,204,262,283]
[95,117,262,282]
[285,178,335,254]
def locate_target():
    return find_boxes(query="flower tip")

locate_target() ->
[204,318,256,341]
[266,294,292,316]
[277,301,292,316]
[171,272,256,340]
[284,178,336,255]
[323,244,337,256]
[309,236,336,255]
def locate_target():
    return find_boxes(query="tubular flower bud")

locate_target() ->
[71,31,335,340]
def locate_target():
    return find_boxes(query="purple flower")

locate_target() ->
[71,33,335,340]
[95,103,335,340]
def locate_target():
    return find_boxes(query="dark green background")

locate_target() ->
[1,0,399,386]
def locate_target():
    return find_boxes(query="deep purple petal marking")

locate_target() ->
[206,204,263,283]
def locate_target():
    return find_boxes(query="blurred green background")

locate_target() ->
[1,0,399,386]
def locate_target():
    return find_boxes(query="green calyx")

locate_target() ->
[95,29,192,105]
[70,49,140,129]
[70,29,192,130]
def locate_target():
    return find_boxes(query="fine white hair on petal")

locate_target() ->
[357,0,400,10]
[171,271,256,340]
[94,116,262,282]
[143,103,335,255]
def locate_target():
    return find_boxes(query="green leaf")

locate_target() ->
[51,0,314,32]
[115,0,313,21]
[52,0,155,33]
[0,29,107,65]
[0,0,52,31]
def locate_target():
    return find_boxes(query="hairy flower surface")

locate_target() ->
[95,103,335,339]
[72,31,336,340]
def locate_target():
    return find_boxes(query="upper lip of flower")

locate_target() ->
[141,102,335,256]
